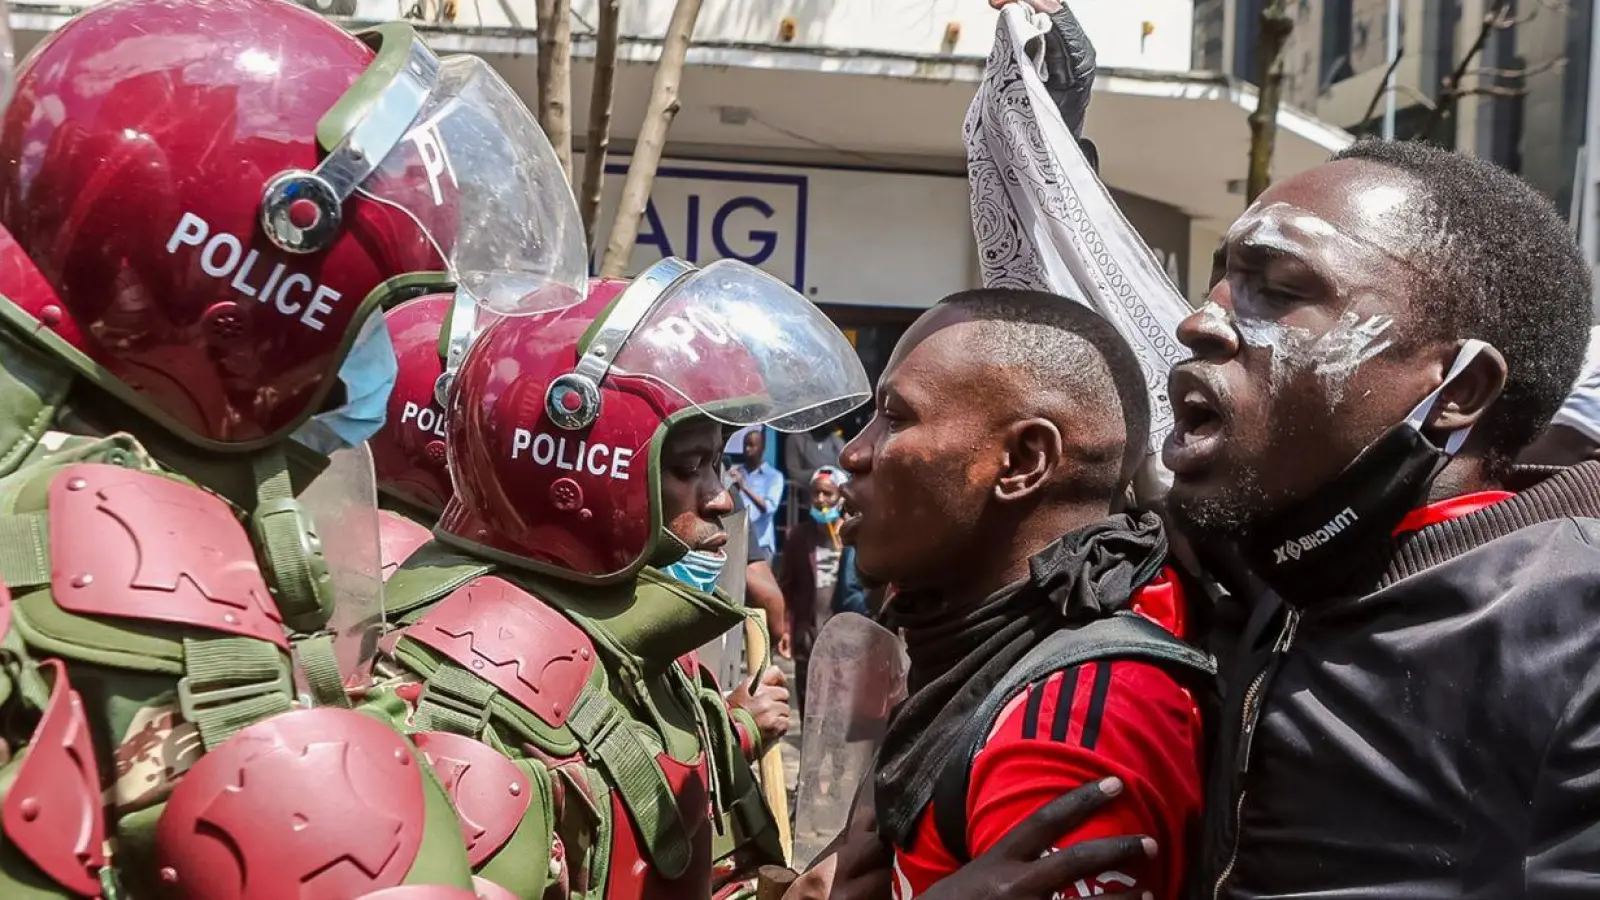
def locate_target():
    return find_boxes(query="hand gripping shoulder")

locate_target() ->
[412,732,530,867]
[3,658,106,897]
[47,464,287,647]
[403,576,596,728]
[156,707,428,900]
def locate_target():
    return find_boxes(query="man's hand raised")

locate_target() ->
[916,778,1157,900]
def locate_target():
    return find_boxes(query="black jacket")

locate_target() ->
[1196,462,1600,899]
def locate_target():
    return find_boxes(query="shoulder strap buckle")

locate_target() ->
[176,666,293,719]
[414,665,497,737]
[178,637,295,749]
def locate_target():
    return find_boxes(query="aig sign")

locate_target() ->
[584,157,809,291]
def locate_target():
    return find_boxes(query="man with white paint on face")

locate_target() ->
[905,143,1600,900]
[1166,141,1600,898]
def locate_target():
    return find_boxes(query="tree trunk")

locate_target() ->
[580,0,621,249]
[599,0,705,277]
[1414,0,1511,144]
[535,0,573,183]
[1246,0,1294,204]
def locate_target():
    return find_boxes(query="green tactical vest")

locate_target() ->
[376,542,785,899]
[0,434,476,898]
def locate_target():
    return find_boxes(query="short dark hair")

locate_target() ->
[1331,139,1591,463]
[938,288,1150,495]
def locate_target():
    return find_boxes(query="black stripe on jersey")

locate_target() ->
[1050,664,1081,742]
[1021,678,1048,739]
[1079,661,1114,751]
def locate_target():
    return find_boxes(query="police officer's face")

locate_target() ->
[661,419,735,552]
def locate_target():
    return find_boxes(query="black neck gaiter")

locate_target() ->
[1238,339,1490,603]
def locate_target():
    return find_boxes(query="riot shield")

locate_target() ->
[791,613,909,868]
[295,443,385,688]
[0,0,14,106]
[698,507,750,689]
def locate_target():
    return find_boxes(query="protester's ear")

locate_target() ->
[1430,342,1508,435]
[996,418,1063,502]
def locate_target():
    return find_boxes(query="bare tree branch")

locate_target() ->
[1414,0,1515,142]
[579,0,620,248]
[600,0,705,277]
[1392,84,1439,109]
[1455,84,1533,99]
[1246,0,1294,203]
[536,0,574,183]
[1357,49,1407,135]
[1466,56,1566,80]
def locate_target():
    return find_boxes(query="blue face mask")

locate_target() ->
[810,505,842,525]
[662,549,727,595]
[291,314,399,456]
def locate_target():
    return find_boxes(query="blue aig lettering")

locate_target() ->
[712,196,777,266]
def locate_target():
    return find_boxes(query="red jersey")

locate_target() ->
[890,571,1204,900]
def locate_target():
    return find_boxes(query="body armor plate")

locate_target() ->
[413,731,531,866]
[403,577,595,728]
[155,707,427,900]
[48,464,287,647]
[3,658,105,897]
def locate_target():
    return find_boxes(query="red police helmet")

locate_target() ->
[373,278,643,519]
[372,291,456,516]
[0,0,587,452]
[438,258,871,583]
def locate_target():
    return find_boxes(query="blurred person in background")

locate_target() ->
[788,422,849,511]
[1519,325,1600,468]
[779,466,867,712]
[732,426,786,556]
[745,504,794,658]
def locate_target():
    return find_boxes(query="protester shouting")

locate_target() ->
[787,290,1207,900]
[1157,139,1600,899]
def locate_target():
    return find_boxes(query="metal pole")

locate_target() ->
[1585,0,1600,320]
[1382,0,1401,139]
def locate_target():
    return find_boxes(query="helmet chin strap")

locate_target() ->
[649,530,693,568]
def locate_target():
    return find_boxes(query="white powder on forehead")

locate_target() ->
[1352,184,1409,220]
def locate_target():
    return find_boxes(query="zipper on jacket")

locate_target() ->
[1212,606,1302,900]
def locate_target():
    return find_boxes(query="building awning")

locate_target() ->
[10,3,1353,232]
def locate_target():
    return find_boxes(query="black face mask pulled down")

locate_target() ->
[1239,340,1489,602]
[872,512,1168,850]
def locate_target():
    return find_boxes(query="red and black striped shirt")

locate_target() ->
[890,569,1204,900]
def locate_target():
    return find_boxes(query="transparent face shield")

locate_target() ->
[293,442,385,686]
[260,23,587,318]
[543,259,872,434]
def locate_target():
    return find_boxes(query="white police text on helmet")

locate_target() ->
[409,120,458,207]
[165,213,342,332]
[1274,507,1359,565]
[400,402,448,439]
[645,307,733,364]
[511,428,634,481]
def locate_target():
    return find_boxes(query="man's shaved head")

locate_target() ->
[840,287,1150,595]
[939,289,1151,498]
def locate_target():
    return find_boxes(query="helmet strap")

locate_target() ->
[250,447,336,633]
[649,530,693,568]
